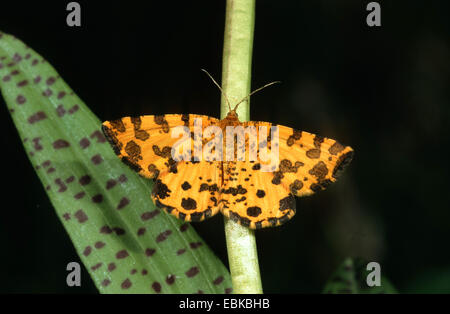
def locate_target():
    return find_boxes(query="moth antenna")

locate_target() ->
[232,81,281,111]
[201,69,232,112]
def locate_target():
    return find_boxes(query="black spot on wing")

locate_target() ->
[190,212,204,222]
[204,208,213,219]
[279,195,295,212]
[310,179,332,192]
[221,185,247,196]
[308,161,328,181]
[256,190,265,198]
[147,164,160,178]
[228,210,251,227]
[252,163,261,170]
[289,180,303,194]
[329,141,345,155]
[178,212,186,221]
[181,114,189,126]
[153,179,171,199]
[102,124,122,155]
[154,199,175,214]
[109,119,126,132]
[121,156,142,173]
[181,198,197,210]
[332,151,354,179]
[154,115,170,133]
[247,206,262,217]
[124,140,142,160]
[181,181,192,190]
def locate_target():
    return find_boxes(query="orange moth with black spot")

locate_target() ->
[102,79,353,229]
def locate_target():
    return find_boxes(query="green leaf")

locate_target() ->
[0,31,232,294]
[323,258,397,294]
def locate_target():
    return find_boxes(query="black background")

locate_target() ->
[0,1,449,293]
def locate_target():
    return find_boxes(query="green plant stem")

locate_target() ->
[220,0,263,294]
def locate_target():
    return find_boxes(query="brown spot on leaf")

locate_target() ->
[121,279,132,289]
[56,105,66,117]
[16,94,26,104]
[83,246,92,256]
[141,210,160,221]
[106,179,117,189]
[186,267,199,278]
[92,194,103,203]
[28,111,47,124]
[95,241,105,249]
[113,227,125,236]
[79,138,90,149]
[91,154,103,165]
[116,250,129,259]
[17,80,28,87]
[53,139,70,149]
[74,192,85,199]
[91,263,102,271]
[108,263,116,271]
[42,88,52,97]
[213,276,224,285]
[90,130,106,143]
[180,224,189,232]
[46,77,56,85]
[166,274,176,285]
[54,178,67,192]
[116,197,130,210]
[74,210,88,223]
[137,228,146,236]
[152,282,162,293]
[100,225,113,234]
[79,175,91,185]
[101,279,111,287]
[190,242,203,249]
[156,230,172,242]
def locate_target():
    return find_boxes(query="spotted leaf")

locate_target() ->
[0,30,232,294]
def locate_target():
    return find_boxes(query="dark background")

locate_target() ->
[0,1,449,293]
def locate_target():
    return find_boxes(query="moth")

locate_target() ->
[102,73,353,229]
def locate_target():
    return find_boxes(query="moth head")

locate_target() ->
[201,68,280,116]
